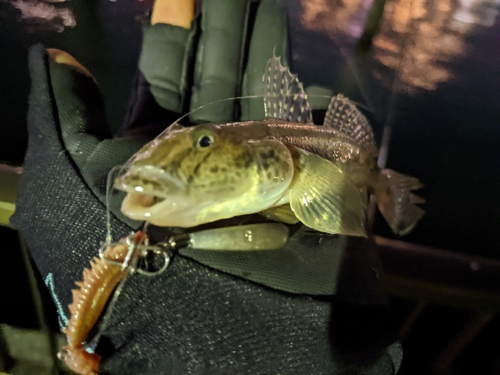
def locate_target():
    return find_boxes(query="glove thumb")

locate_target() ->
[32,45,149,222]
[47,48,112,166]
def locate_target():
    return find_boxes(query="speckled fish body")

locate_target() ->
[267,121,378,174]
[211,120,380,190]
[117,121,294,228]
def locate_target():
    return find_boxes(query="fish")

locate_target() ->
[114,56,425,237]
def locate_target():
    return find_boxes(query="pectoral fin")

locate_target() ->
[289,148,367,237]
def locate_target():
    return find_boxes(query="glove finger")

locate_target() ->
[117,71,182,138]
[240,0,289,121]
[48,48,150,226]
[24,44,62,155]
[138,19,198,114]
[189,0,253,123]
[48,49,110,140]
[48,49,112,162]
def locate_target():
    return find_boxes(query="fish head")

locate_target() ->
[114,123,293,227]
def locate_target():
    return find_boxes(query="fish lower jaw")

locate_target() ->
[120,192,168,220]
[120,200,199,228]
[134,191,166,207]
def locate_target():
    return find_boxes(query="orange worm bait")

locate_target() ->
[59,231,148,375]
[56,223,287,374]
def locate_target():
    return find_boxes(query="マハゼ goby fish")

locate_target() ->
[114,56,425,237]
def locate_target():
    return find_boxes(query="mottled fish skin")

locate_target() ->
[115,119,378,228]
[268,123,377,172]
[217,120,379,187]
[132,123,294,194]
[116,123,295,227]
[133,127,254,196]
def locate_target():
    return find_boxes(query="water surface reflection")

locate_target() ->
[300,0,500,91]
[10,0,76,32]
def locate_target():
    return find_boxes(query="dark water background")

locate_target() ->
[0,1,499,375]
[1,0,499,258]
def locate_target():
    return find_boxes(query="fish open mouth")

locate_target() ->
[113,165,198,225]
[119,188,197,225]
[126,192,166,209]
[119,191,171,221]
[114,173,173,219]
[113,177,168,210]
[113,164,187,213]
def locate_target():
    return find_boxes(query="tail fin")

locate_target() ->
[376,169,425,236]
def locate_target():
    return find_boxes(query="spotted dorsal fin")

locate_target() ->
[323,94,378,157]
[263,55,312,124]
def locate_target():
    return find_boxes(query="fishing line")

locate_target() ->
[368,0,416,232]
[165,93,370,132]
[90,169,144,350]
[377,0,416,170]
[170,95,263,126]
[84,237,140,350]
[331,38,377,116]
[105,164,126,244]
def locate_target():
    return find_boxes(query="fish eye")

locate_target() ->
[198,135,213,148]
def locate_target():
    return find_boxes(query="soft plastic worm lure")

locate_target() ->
[58,231,148,375]
[58,223,288,374]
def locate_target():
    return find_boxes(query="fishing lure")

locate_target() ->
[58,231,150,375]
[58,223,288,374]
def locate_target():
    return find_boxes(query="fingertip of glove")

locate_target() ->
[47,48,95,82]
[151,0,195,29]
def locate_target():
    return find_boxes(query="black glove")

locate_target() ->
[12,1,401,374]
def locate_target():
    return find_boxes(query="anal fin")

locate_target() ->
[260,204,300,225]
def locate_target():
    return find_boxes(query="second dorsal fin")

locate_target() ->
[262,55,313,124]
[323,94,378,157]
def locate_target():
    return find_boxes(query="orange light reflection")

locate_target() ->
[372,0,468,91]
[11,0,76,32]
[301,0,372,40]
[300,0,498,92]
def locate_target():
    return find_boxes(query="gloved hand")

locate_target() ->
[12,0,402,374]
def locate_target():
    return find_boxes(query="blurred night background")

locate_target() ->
[0,0,499,374]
